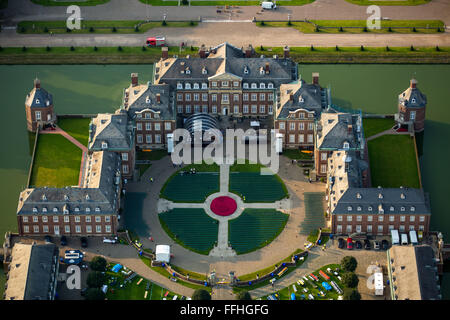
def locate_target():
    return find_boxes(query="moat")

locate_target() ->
[0,64,449,297]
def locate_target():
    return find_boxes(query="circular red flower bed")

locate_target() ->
[210,196,237,217]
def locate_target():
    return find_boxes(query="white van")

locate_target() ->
[262,1,276,9]
[401,233,408,245]
[409,230,418,245]
[391,230,400,245]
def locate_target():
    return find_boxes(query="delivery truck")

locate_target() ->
[391,229,400,245]
[261,1,276,9]
[146,36,166,47]
[409,230,418,245]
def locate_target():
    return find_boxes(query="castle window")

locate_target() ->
[101,142,108,149]
[53,207,58,213]
[244,66,249,74]
[177,83,183,89]
[268,83,274,89]
[35,111,42,121]
[33,207,38,213]
[260,83,266,89]
[411,98,416,103]
[243,83,249,89]
[343,141,350,149]
[251,83,257,89]
[202,67,207,75]
[42,207,47,213]
[202,83,208,89]
[299,96,304,103]
[35,99,40,104]
[410,111,416,120]
[193,83,199,89]
[185,83,191,90]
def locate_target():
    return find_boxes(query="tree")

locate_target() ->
[87,271,105,288]
[343,288,361,300]
[236,291,252,300]
[341,256,357,272]
[342,272,359,288]
[85,288,105,300]
[192,289,211,300]
[89,256,107,272]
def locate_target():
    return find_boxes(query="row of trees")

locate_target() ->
[340,256,361,300]
[84,256,108,300]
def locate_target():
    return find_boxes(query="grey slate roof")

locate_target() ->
[5,243,59,300]
[89,113,134,151]
[125,83,175,120]
[398,82,427,108]
[155,42,296,88]
[17,151,121,215]
[316,112,363,150]
[415,245,441,300]
[25,87,53,108]
[332,187,431,215]
[277,79,325,119]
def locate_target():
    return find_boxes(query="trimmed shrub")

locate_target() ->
[260,45,264,51]
[388,27,392,32]
[94,46,98,51]
[287,21,292,26]
[335,45,339,51]
[112,27,117,32]
[363,26,368,32]
[315,26,320,32]
[22,46,27,52]
[20,26,26,33]
[190,20,195,26]
[142,46,147,51]
[43,27,49,33]
[70,46,75,51]
[89,26,95,32]
[436,45,440,52]
[118,46,123,51]
[386,45,390,51]
[46,46,51,51]
[310,45,314,51]
[339,26,343,32]
[134,25,139,32]
[162,20,167,26]
[260,21,265,26]
[360,45,364,51]
[412,27,417,32]
[410,45,414,51]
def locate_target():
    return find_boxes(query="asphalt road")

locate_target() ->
[1,0,450,25]
[1,22,449,47]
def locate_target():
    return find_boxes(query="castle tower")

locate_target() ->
[25,78,55,132]
[396,78,427,133]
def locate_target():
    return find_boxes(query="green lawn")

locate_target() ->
[257,20,444,34]
[160,169,219,202]
[228,209,289,254]
[363,118,395,138]
[368,135,420,188]
[137,163,152,177]
[104,265,179,300]
[346,0,431,5]
[158,208,219,255]
[300,192,325,235]
[282,149,313,160]
[29,134,82,188]
[57,117,91,146]
[31,0,110,6]
[261,264,343,300]
[229,163,288,202]
[17,20,198,34]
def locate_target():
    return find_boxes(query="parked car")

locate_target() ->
[347,238,353,250]
[364,239,371,250]
[338,238,345,249]
[381,239,389,250]
[355,240,362,249]
[81,237,88,248]
[373,240,380,250]
[44,235,52,243]
[60,235,67,246]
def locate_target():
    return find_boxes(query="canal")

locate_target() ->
[0,64,448,298]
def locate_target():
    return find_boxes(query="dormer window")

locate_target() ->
[64,194,69,201]
[193,83,199,89]
[299,95,304,103]
[268,83,274,89]
[244,66,249,74]
[185,67,191,74]
[75,207,80,212]
[347,206,352,211]
[101,142,108,149]
[177,83,183,89]
[185,83,191,90]
[95,207,101,212]
[356,193,362,199]
[259,67,265,75]
[390,206,395,211]
[260,83,266,89]
[378,204,384,214]
[243,83,249,89]
[86,207,91,213]
[35,99,40,104]
[41,194,47,201]
[86,194,90,201]
[202,67,207,75]
[400,206,405,211]
[42,207,47,213]
[145,96,151,104]
[368,206,373,212]
[410,206,415,212]
[400,193,405,199]
[411,98,416,103]
[63,208,69,214]
[343,141,350,149]
[33,207,38,213]
[53,207,58,213]
[201,83,207,89]
[378,193,383,199]
[251,83,257,89]
[357,206,362,211]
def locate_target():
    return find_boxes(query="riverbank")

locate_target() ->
[0,46,448,64]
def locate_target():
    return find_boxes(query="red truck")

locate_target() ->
[146,36,166,47]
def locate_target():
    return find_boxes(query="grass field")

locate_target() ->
[137,149,168,161]
[363,118,395,138]
[0,46,448,65]
[282,149,313,160]
[228,209,289,254]
[160,171,219,202]
[104,265,179,300]
[368,135,420,188]
[257,20,444,34]
[57,117,91,146]
[261,264,343,300]
[300,192,325,235]
[158,208,219,254]
[29,134,82,188]
[17,20,198,34]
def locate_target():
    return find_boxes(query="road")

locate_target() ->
[1,0,450,25]
[1,22,449,47]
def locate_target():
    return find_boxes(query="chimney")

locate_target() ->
[156,93,161,103]
[348,124,353,134]
[410,78,417,89]
[161,46,169,60]
[198,44,207,58]
[34,78,41,89]
[312,72,320,85]
[245,44,253,58]
[283,45,290,59]
[131,73,138,87]
[265,62,270,74]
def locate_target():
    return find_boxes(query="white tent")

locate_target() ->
[374,272,384,296]
[155,245,171,263]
